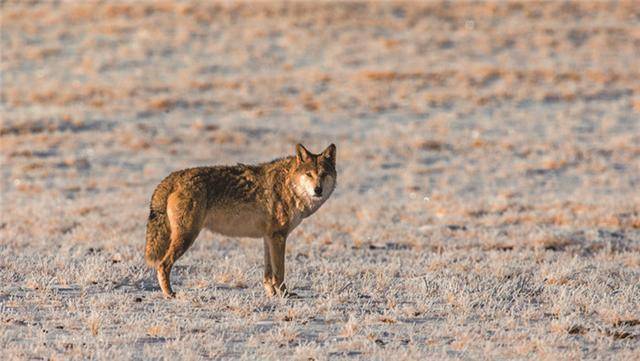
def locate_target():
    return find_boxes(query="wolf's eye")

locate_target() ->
[305,172,313,177]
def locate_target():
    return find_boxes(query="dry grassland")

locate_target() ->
[1,1,639,359]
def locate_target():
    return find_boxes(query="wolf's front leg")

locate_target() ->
[262,238,276,296]
[265,232,293,297]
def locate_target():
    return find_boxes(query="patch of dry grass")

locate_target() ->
[1,1,639,359]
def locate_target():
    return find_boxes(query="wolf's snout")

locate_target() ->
[314,186,323,196]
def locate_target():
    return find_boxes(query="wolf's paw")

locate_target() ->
[163,291,176,299]
[263,281,277,297]
[275,284,299,298]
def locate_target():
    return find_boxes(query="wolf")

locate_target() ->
[144,143,336,298]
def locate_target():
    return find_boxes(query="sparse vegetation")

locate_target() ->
[1,1,639,359]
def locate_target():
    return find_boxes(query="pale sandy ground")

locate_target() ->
[1,1,639,359]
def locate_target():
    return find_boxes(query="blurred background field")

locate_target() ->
[1,1,639,359]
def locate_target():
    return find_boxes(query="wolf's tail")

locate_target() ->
[144,177,175,267]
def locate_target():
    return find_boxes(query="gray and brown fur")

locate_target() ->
[145,143,337,298]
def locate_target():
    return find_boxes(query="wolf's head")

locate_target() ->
[291,143,337,205]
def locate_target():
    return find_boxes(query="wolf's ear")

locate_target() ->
[296,143,312,164]
[321,143,336,163]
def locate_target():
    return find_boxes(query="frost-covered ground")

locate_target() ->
[1,1,639,359]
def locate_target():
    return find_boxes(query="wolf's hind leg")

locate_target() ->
[157,224,202,298]
[157,191,205,298]
[157,261,175,298]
